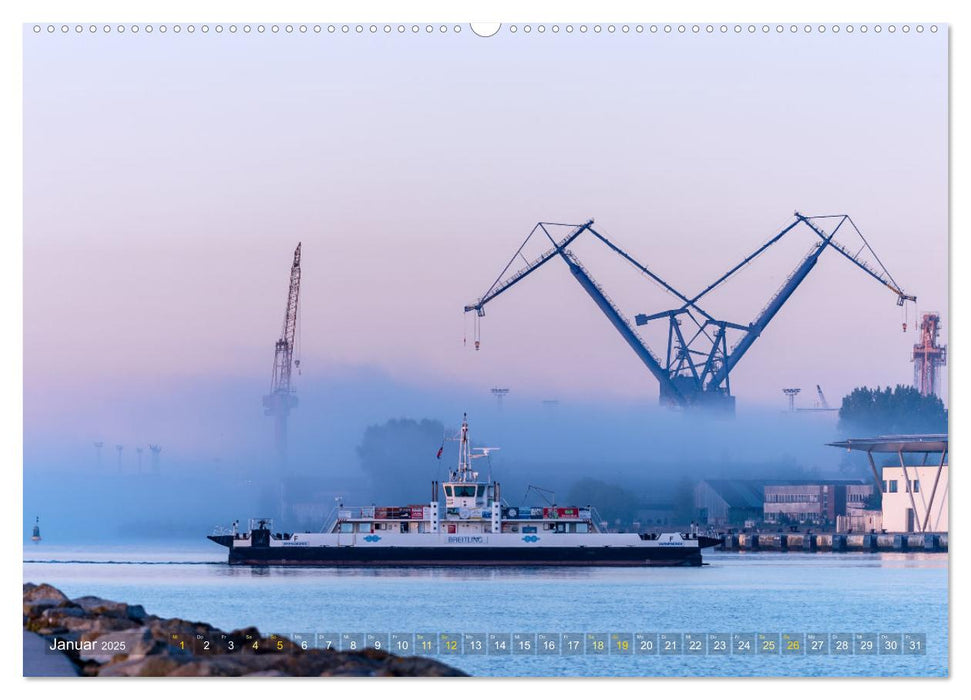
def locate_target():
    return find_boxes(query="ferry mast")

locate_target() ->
[451,413,478,483]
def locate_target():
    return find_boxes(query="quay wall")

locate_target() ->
[716,532,946,553]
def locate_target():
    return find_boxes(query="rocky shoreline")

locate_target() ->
[23,583,466,677]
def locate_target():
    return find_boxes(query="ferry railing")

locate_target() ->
[589,506,608,533]
[320,505,386,532]
[320,505,343,533]
[248,517,273,531]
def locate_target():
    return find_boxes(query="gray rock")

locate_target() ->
[74,595,148,621]
[61,614,139,634]
[96,653,191,677]
[73,596,125,615]
[23,583,70,605]
[26,605,85,633]
[25,583,467,677]
[78,627,156,664]
[24,600,70,618]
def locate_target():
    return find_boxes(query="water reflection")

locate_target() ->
[209,563,599,581]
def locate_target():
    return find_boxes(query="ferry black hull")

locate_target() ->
[208,538,706,567]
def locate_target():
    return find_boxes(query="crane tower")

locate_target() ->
[912,312,946,397]
[465,214,915,413]
[263,243,302,474]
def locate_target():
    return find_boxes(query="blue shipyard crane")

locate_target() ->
[464,214,915,412]
[263,242,302,470]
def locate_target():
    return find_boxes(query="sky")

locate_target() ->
[22,24,948,477]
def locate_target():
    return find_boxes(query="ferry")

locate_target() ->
[208,415,719,566]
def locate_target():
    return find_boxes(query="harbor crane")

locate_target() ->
[465,214,915,412]
[816,385,832,410]
[263,242,302,471]
[912,312,946,397]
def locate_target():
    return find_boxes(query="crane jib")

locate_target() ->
[462,215,914,412]
[561,251,684,403]
[264,243,302,434]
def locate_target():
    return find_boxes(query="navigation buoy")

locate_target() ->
[31,516,41,543]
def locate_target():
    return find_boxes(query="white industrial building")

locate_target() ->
[829,435,948,534]
[879,463,948,532]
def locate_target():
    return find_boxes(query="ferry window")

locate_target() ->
[340,523,354,533]
[358,523,372,533]
[455,486,476,497]
[476,485,485,497]
[576,523,588,533]
[444,486,453,497]
[556,523,566,533]
[888,480,898,493]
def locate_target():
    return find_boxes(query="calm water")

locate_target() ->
[23,542,948,677]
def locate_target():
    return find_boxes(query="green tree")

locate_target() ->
[838,385,947,436]
[356,418,445,503]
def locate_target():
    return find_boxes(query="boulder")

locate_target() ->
[57,614,139,636]
[25,583,467,677]
[23,583,70,605]
[23,583,73,618]
[79,627,157,664]
[72,596,148,622]
[97,653,192,677]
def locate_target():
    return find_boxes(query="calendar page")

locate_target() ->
[20,8,949,685]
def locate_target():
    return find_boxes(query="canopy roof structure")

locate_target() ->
[827,434,948,454]
[829,434,948,534]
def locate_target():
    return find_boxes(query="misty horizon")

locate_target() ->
[22,26,947,545]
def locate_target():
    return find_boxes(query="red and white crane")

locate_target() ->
[913,313,946,397]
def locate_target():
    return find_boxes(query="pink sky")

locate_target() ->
[24,28,948,414]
